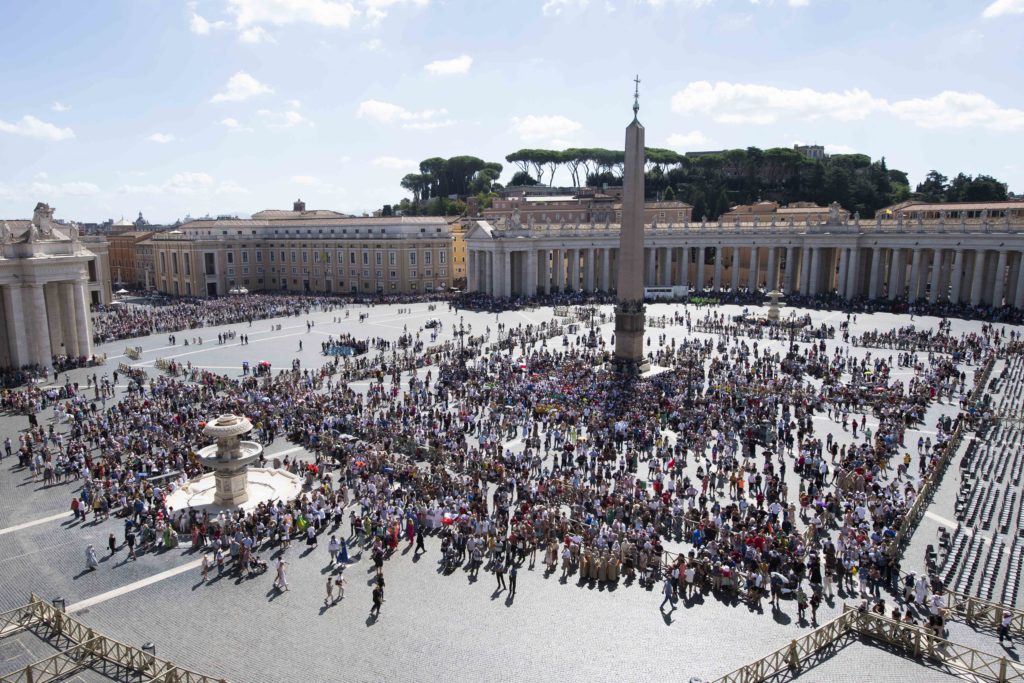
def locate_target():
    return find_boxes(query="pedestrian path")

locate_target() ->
[67,558,203,614]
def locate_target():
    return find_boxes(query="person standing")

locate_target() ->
[1000,611,1013,644]
[415,526,426,554]
[495,560,507,591]
[107,533,117,556]
[660,576,674,611]
[508,562,518,599]
[334,569,347,603]
[201,555,210,583]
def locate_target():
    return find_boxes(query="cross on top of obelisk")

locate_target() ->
[632,75,641,119]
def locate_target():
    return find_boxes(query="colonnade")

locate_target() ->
[0,278,93,369]
[467,240,1024,310]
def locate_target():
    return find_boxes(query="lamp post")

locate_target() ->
[51,597,66,613]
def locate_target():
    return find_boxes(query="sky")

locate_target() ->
[1,0,1022,224]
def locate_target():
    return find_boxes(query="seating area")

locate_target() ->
[935,357,1024,608]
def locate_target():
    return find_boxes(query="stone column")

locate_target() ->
[836,248,849,298]
[467,250,476,292]
[646,247,656,287]
[928,249,943,304]
[44,284,65,358]
[992,250,1008,307]
[766,246,777,291]
[868,247,881,299]
[1013,251,1024,310]
[908,248,922,301]
[26,283,53,366]
[800,246,811,294]
[731,247,741,292]
[694,247,705,292]
[74,278,93,358]
[526,249,538,297]
[888,247,903,300]
[970,250,987,306]
[1,285,30,368]
[557,249,565,292]
[601,248,611,291]
[808,247,821,296]
[713,247,723,291]
[540,249,548,294]
[950,249,964,304]
[748,246,759,291]
[485,250,493,295]
[661,248,672,286]
[846,247,860,299]
[784,246,796,293]
[61,282,80,355]
[503,251,512,297]
[1007,252,1023,310]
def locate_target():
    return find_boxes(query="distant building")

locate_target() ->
[147,201,451,297]
[794,144,827,161]
[485,187,692,226]
[108,230,155,288]
[723,201,845,224]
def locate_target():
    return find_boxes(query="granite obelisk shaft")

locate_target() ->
[614,111,646,369]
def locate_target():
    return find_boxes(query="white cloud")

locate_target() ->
[666,131,708,148]
[823,143,855,155]
[510,114,582,142]
[372,156,416,170]
[357,99,448,125]
[363,0,429,26]
[982,0,1024,18]
[219,117,254,132]
[190,11,229,34]
[239,26,276,42]
[0,115,75,141]
[671,80,1024,132]
[145,133,176,144]
[542,0,589,16]
[228,0,359,29]
[287,99,302,108]
[424,54,473,76]
[361,38,384,52]
[1,179,99,200]
[291,175,323,186]
[258,108,310,128]
[788,0,809,6]
[889,91,1024,131]
[671,81,885,124]
[210,71,274,103]
[34,171,49,180]
[51,102,70,112]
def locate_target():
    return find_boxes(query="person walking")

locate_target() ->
[370,585,383,616]
[334,568,347,603]
[126,529,137,561]
[324,576,334,606]
[508,562,518,599]
[660,576,674,611]
[201,555,210,583]
[415,526,426,554]
[275,557,289,591]
[85,544,99,572]
[495,560,507,591]
[107,533,117,556]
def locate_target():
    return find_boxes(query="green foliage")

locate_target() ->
[509,171,538,187]
[396,155,503,215]
[915,171,1007,203]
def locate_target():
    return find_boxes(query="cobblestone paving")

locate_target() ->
[2,301,1021,682]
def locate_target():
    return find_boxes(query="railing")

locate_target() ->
[895,569,1024,637]
[713,605,1024,683]
[0,596,227,683]
[124,346,142,360]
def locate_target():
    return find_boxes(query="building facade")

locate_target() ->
[108,230,155,288]
[465,201,1024,310]
[484,188,692,226]
[147,205,452,297]
[1,204,97,369]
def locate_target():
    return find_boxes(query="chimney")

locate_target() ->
[293,198,306,212]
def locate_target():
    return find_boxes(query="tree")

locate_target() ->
[663,185,676,201]
[915,170,948,202]
[381,204,393,216]
[690,189,708,221]
[509,171,538,186]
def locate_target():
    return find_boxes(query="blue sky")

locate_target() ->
[1,0,1022,223]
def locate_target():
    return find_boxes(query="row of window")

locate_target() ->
[159,249,447,276]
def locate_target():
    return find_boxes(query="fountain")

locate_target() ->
[166,414,302,512]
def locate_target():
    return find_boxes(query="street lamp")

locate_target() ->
[51,597,66,613]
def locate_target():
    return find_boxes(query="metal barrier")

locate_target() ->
[0,595,227,683]
[713,605,1024,683]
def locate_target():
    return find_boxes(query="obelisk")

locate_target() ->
[614,76,646,372]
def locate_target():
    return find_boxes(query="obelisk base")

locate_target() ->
[614,303,647,374]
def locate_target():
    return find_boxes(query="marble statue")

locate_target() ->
[853,211,860,228]
[68,223,80,242]
[26,222,40,243]
[787,217,794,229]
[32,202,55,236]
[0,222,11,244]
[650,220,658,231]
[528,214,535,230]
[701,214,707,229]
[510,207,521,229]
[753,216,760,228]
[828,201,841,225]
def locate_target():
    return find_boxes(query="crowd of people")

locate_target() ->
[1,291,1015,627]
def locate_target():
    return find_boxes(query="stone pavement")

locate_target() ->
[1,300,1020,682]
